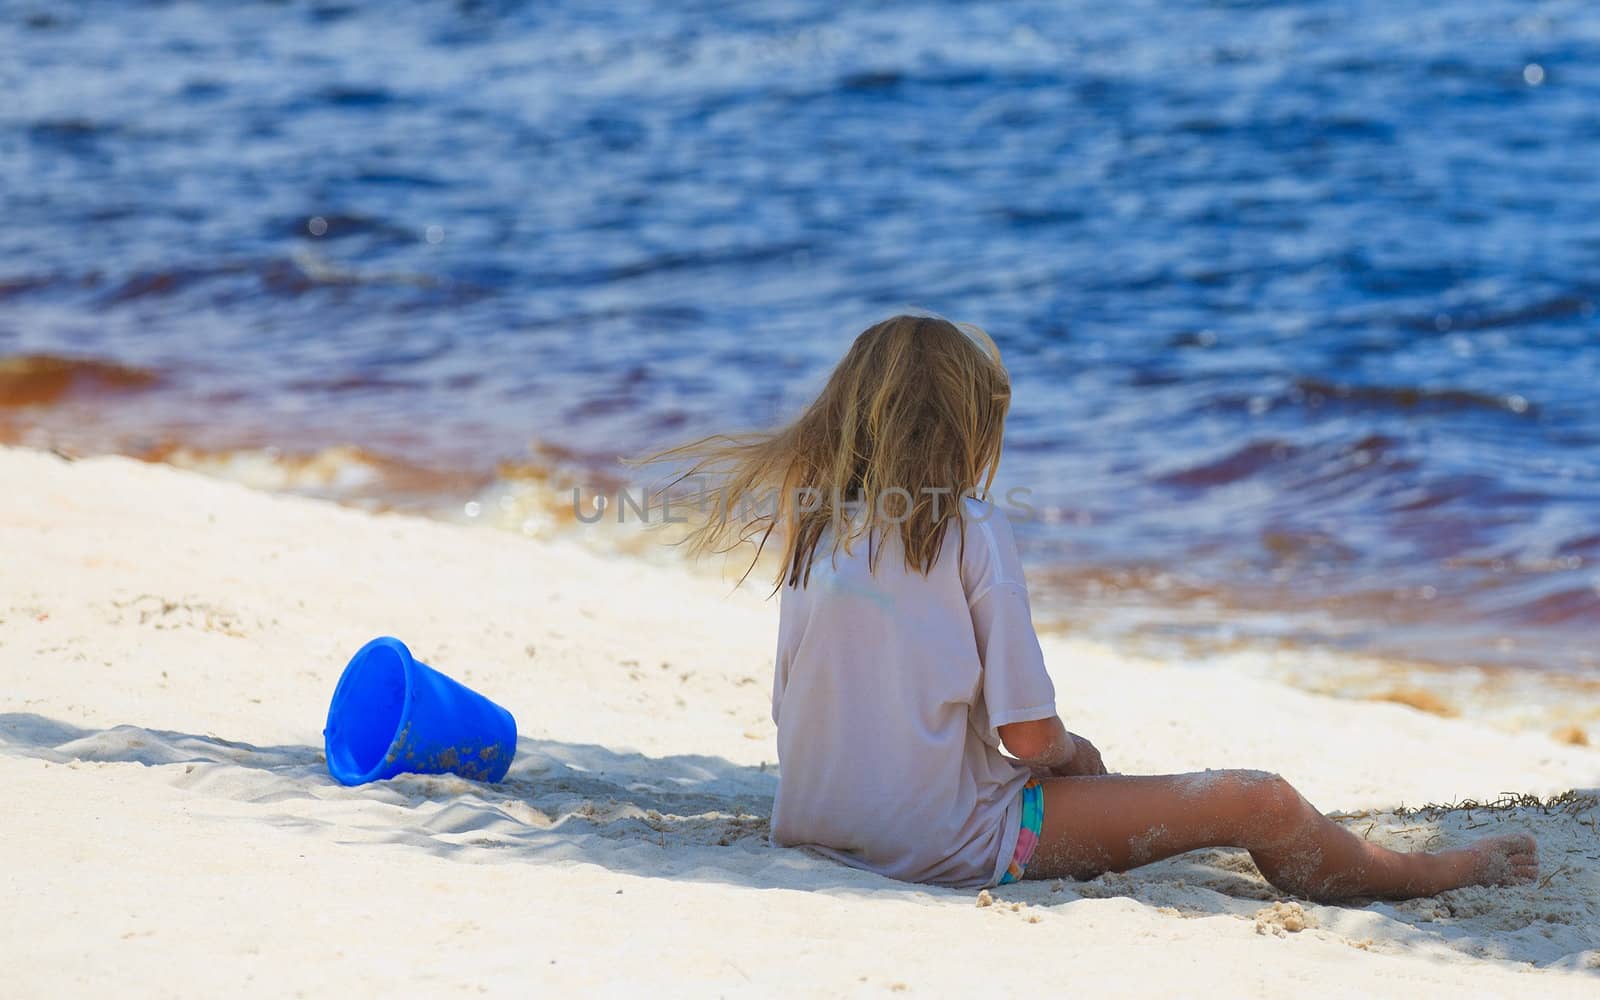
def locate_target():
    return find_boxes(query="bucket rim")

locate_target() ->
[324,635,417,785]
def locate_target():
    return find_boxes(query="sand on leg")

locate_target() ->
[1024,770,1538,901]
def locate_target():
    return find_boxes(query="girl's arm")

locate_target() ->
[998,716,1107,776]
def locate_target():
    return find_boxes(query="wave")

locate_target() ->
[27,117,116,145]
[1155,439,1298,489]
[1152,433,1411,494]
[1290,378,1536,417]
[0,354,160,408]
[144,443,489,510]
[38,252,469,305]
[0,274,60,301]
[102,265,245,304]
[1028,545,1598,674]
[1404,295,1595,333]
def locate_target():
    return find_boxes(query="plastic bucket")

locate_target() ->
[323,636,517,786]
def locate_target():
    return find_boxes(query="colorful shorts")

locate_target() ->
[998,777,1045,885]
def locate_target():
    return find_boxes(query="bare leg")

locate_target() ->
[1026,770,1538,901]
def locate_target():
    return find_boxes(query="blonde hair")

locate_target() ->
[641,314,1012,588]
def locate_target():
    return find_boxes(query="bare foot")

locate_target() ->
[1447,833,1540,889]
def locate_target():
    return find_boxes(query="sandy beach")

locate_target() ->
[2,444,1597,996]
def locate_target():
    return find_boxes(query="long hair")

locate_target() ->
[639,315,1012,589]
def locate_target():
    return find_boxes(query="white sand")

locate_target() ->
[2,445,1597,997]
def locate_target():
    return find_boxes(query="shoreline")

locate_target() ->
[3,443,1599,993]
[9,414,1600,740]
[6,398,1593,678]
[4,345,1596,679]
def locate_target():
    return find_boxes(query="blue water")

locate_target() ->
[2,0,1597,672]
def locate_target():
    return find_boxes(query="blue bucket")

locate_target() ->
[323,636,517,786]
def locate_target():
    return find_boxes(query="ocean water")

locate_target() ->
[1,0,1597,674]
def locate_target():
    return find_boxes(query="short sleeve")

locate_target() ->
[962,501,1057,746]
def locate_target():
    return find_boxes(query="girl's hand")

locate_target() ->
[999,717,1109,776]
[1050,734,1107,777]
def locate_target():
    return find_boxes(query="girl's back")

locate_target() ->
[770,498,1056,888]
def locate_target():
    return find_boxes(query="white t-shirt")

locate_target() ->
[770,497,1058,888]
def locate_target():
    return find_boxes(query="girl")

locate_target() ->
[651,315,1538,897]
